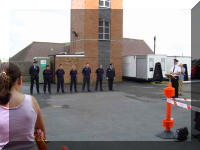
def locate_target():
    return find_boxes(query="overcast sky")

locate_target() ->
[0,0,199,60]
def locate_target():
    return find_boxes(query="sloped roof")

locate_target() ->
[10,38,153,62]
[10,42,70,62]
[123,38,153,56]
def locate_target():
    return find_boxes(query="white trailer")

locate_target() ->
[123,54,167,80]
[166,56,191,79]
[123,56,137,78]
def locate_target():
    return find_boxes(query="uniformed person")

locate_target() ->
[82,63,91,92]
[29,61,40,95]
[95,64,104,91]
[43,65,52,94]
[56,64,65,93]
[170,59,181,98]
[70,65,78,93]
[106,63,115,91]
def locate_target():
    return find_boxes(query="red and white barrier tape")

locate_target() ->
[167,98,191,110]
[171,98,191,102]
[167,98,200,112]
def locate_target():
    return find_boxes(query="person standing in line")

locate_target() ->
[43,65,52,94]
[29,61,40,95]
[170,59,181,98]
[56,64,65,93]
[70,65,78,93]
[106,63,115,91]
[95,64,104,91]
[178,63,185,96]
[82,63,91,92]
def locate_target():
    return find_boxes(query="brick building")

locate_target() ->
[11,0,153,84]
[54,0,123,83]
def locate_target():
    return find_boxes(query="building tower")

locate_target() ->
[58,0,123,83]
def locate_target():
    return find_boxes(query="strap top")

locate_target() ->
[0,95,37,149]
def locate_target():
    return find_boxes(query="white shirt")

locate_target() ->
[170,65,181,76]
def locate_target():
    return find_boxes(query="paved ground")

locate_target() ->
[22,81,192,141]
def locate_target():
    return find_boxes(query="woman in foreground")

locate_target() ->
[0,63,45,150]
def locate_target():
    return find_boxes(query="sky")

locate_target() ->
[0,0,199,60]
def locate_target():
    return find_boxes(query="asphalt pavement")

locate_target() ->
[21,81,192,141]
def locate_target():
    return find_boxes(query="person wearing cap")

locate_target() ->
[29,61,40,95]
[106,63,115,91]
[43,65,52,94]
[56,64,65,93]
[170,59,181,98]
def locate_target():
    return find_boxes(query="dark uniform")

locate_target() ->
[106,67,115,91]
[56,69,65,93]
[29,65,40,94]
[43,69,52,94]
[95,68,104,91]
[70,69,78,92]
[82,67,91,92]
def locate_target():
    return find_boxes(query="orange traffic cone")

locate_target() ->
[163,82,174,132]
[157,82,176,139]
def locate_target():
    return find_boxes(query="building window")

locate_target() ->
[99,0,111,8]
[99,19,110,40]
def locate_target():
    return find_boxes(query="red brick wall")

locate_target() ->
[84,9,98,39]
[67,0,123,83]
[84,9,99,58]
[55,56,98,84]
[70,9,85,54]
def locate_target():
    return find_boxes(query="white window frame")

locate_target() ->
[99,0,111,8]
[99,19,110,40]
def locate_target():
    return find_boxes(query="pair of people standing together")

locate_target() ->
[29,62,52,95]
[170,59,185,98]
[56,64,79,93]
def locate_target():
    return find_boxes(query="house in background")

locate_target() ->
[123,38,153,57]
[10,42,70,62]
[10,42,70,81]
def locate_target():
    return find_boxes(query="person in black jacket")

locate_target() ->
[106,63,115,91]
[43,65,52,94]
[29,61,40,95]
[82,63,91,92]
[95,64,104,91]
[70,65,78,93]
[56,64,65,93]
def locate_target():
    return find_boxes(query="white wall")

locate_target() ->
[123,56,137,78]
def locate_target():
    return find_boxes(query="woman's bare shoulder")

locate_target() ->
[30,95,40,113]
